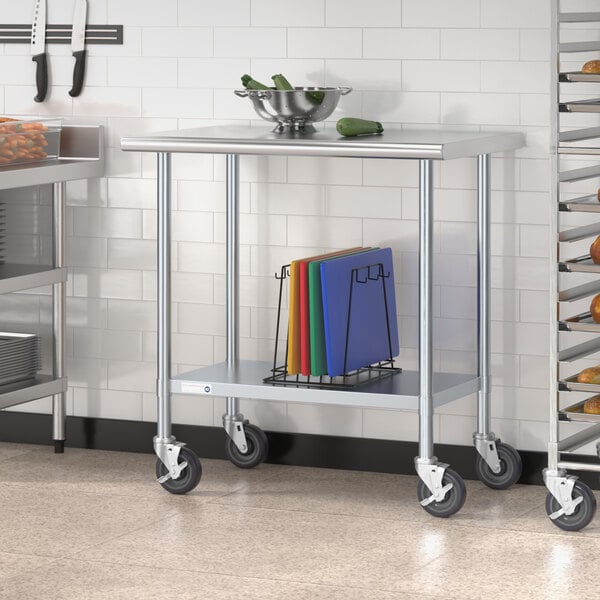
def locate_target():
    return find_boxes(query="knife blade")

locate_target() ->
[31,0,48,103]
[69,0,87,97]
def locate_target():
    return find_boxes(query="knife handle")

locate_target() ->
[69,50,86,98]
[32,52,48,103]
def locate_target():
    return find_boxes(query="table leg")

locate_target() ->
[52,181,66,453]
[223,153,248,453]
[473,153,522,488]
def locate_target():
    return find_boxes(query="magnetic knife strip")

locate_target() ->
[0,24,123,44]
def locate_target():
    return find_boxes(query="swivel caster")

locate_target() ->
[546,480,596,532]
[155,446,202,495]
[225,423,268,469]
[417,468,466,518]
[475,442,522,490]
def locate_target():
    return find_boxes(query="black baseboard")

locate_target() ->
[1,412,598,490]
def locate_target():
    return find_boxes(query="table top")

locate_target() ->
[0,125,104,191]
[121,125,525,161]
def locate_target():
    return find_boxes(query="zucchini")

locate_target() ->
[271,73,294,90]
[241,74,270,90]
[306,90,324,104]
[336,117,383,137]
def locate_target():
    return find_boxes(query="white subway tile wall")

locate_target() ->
[0,0,555,453]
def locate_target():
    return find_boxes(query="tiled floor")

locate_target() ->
[0,442,598,599]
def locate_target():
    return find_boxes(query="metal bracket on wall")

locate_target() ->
[0,24,123,45]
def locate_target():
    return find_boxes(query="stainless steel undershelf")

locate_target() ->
[0,264,66,294]
[0,125,104,191]
[171,360,480,410]
[0,375,66,410]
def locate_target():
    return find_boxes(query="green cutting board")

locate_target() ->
[308,248,375,376]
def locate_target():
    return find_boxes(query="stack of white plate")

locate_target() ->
[0,332,41,386]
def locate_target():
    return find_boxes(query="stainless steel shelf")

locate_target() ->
[171,360,480,410]
[558,222,600,242]
[558,422,600,451]
[560,72,600,83]
[560,311,600,332]
[560,374,600,393]
[559,164,600,182]
[559,194,600,211]
[559,254,600,272]
[0,125,104,191]
[560,399,600,423]
[560,98,600,114]
[0,264,66,294]
[559,146,600,155]
[559,279,600,302]
[558,337,600,362]
[559,42,600,52]
[0,375,66,410]
[559,12,600,22]
[559,127,600,143]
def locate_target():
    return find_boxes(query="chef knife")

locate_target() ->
[69,0,87,97]
[31,0,48,103]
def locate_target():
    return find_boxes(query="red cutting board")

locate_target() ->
[298,248,364,376]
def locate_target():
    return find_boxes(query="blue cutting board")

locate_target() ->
[320,247,399,377]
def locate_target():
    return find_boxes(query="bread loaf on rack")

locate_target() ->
[582,60,600,74]
[584,396,600,414]
[590,294,600,323]
[577,366,600,384]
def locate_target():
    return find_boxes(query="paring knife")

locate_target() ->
[31,0,48,103]
[69,0,87,97]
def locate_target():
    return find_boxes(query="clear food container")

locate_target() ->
[0,117,61,167]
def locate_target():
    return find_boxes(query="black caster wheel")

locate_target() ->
[225,423,268,469]
[155,446,202,495]
[417,468,467,518]
[475,442,522,490]
[545,481,597,532]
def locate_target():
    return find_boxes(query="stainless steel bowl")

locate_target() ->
[234,87,352,133]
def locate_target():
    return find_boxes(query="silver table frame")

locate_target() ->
[0,125,104,451]
[121,126,524,496]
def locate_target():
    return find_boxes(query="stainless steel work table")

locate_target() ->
[122,125,525,515]
[0,125,105,452]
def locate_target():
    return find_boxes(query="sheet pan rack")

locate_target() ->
[547,0,600,531]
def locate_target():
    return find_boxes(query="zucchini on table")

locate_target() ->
[336,117,384,137]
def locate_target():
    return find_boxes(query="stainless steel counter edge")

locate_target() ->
[0,125,105,191]
[121,128,525,161]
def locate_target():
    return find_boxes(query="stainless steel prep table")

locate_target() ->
[122,125,525,515]
[0,125,104,451]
